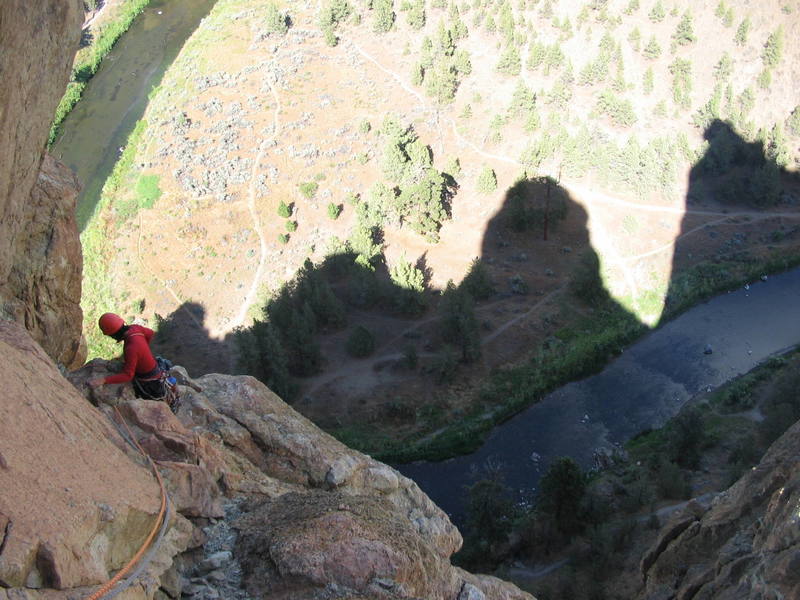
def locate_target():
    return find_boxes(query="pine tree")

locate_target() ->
[373,0,396,32]
[496,44,522,75]
[643,36,661,59]
[672,10,696,46]
[734,17,750,46]
[265,1,289,34]
[762,26,784,68]
[438,281,481,362]
[648,0,665,22]
[476,165,497,194]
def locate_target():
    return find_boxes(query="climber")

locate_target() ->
[87,313,167,400]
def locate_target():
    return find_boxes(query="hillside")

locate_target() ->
[75,0,800,455]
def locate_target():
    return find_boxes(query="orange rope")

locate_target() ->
[85,408,169,600]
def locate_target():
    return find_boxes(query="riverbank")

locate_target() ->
[49,0,152,146]
[487,348,800,599]
[359,249,800,464]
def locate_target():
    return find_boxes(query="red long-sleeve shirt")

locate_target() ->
[103,325,158,384]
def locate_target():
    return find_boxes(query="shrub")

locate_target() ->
[672,11,696,46]
[762,26,784,68]
[476,165,497,194]
[648,0,665,22]
[346,325,376,357]
[265,1,289,35]
[328,202,343,219]
[538,457,586,535]
[299,181,319,198]
[373,0,395,32]
[285,220,297,232]
[643,36,661,60]
[734,17,750,46]
[359,119,371,134]
[277,200,292,218]
[278,233,289,244]
[570,250,605,304]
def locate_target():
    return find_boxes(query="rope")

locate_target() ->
[85,407,170,600]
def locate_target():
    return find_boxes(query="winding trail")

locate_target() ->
[213,67,282,338]
[301,37,800,398]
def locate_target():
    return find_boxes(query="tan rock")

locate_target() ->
[640,420,800,599]
[0,1,85,368]
[235,491,533,600]
[0,322,167,589]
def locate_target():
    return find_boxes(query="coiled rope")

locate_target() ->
[84,407,170,600]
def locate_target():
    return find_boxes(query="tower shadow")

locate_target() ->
[664,118,800,320]
[150,301,233,378]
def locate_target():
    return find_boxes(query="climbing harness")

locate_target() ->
[85,408,171,600]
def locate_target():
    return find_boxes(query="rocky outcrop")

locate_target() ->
[0,321,191,595]
[63,364,533,600]
[0,0,86,368]
[640,420,800,600]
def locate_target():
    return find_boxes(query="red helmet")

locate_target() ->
[98,313,124,336]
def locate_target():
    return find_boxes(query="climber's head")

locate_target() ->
[98,313,125,339]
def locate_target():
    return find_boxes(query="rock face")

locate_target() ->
[0,0,86,368]
[65,367,534,600]
[640,420,800,600]
[0,321,190,593]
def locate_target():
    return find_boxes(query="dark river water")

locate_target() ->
[398,267,800,520]
[52,0,216,230]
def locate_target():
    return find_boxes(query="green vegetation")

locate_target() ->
[372,0,396,32]
[378,116,456,241]
[277,200,292,218]
[438,281,481,362]
[643,36,661,60]
[265,1,289,35]
[298,181,319,199]
[476,165,497,194]
[346,325,376,357]
[761,26,784,68]
[389,255,427,315]
[669,58,692,109]
[672,10,696,46]
[595,90,637,127]
[49,0,152,146]
[285,220,298,232]
[734,17,750,46]
[113,173,162,225]
[327,202,343,220]
[413,20,472,104]
[648,0,665,22]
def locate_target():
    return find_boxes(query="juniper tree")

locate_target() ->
[648,0,664,22]
[438,281,481,362]
[476,165,497,194]
[734,17,750,46]
[672,11,696,46]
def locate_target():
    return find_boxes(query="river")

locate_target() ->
[52,0,216,230]
[397,267,800,520]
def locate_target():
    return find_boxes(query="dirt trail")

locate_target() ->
[301,39,800,402]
